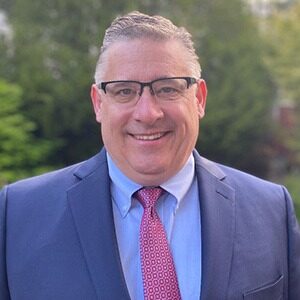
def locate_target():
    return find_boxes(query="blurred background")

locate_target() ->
[0,0,299,220]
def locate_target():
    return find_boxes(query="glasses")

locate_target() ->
[97,77,198,104]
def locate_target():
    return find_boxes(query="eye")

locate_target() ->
[155,86,181,99]
[159,86,178,94]
[116,88,136,96]
[153,78,187,99]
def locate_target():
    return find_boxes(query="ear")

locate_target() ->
[90,84,102,123]
[196,79,207,119]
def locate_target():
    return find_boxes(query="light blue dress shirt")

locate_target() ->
[107,153,201,300]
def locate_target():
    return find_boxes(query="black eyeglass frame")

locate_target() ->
[97,76,198,95]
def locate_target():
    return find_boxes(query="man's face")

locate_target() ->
[91,39,207,186]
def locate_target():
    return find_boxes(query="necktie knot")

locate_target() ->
[135,187,164,209]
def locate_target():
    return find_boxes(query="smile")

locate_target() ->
[132,132,167,141]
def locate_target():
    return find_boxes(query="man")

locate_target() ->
[1,11,299,300]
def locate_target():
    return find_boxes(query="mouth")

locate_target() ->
[130,132,168,141]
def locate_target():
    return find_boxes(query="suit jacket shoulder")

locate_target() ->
[1,149,300,300]
[193,151,300,299]
[0,149,131,300]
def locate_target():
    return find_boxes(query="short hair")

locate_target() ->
[94,11,201,83]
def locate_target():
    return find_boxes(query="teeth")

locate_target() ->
[134,133,164,141]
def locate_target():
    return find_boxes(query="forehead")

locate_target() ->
[100,39,192,81]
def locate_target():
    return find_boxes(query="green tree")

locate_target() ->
[263,1,300,169]
[0,0,276,178]
[2,0,132,166]
[169,0,275,177]
[0,80,53,185]
[264,1,300,103]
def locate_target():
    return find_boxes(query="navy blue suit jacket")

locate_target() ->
[1,149,300,299]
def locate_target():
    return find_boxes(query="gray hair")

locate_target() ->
[94,11,201,83]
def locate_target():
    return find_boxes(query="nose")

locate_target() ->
[132,87,164,124]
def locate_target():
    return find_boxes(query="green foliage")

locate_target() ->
[264,1,300,103]
[263,2,300,169]
[3,0,131,166]
[0,0,279,180]
[0,80,53,185]
[169,0,275,177]
[282,174,300,221]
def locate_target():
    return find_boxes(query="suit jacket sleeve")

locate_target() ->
[284,186,300,299]
[0,186,11,300]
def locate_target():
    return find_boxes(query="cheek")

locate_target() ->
[99,104,117,126]
[99,106,114,141]
[175,101,200,129]
[100,105,128,140]
[180,104,200,142]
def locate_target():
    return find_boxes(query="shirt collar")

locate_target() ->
[160,154,195,207]
[107,153,195,218]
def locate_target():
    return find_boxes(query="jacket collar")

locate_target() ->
[68,149,131,299]
[194,151,235,299]
[69,149,235,300]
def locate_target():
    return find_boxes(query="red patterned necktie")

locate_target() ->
[135,187,181,300]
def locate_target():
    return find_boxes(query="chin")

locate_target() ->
[134,165,166,177]
[138,168,185,187]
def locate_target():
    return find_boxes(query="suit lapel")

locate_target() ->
[67,150,131,299]
[194,152,236,299]
[65,149,235,299]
